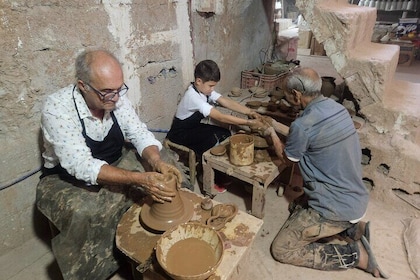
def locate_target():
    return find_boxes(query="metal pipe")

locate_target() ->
[0,167,41,191]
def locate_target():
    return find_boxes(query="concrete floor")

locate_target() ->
[1,56,419,280]
[2,180,418,280]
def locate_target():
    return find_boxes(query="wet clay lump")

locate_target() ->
[140,173,193,232]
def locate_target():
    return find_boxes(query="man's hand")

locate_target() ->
[153,160,183,189]
[248,119,270,136]
[139,173,177,203]
[248,111,262,120]
[263,126,276,137]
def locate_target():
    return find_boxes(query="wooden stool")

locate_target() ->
[163,139,197,185]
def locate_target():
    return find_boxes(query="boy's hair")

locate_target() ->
[194,60,221,83]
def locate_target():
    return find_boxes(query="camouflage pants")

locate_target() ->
[36,147,186,280]
[271,205,361,271]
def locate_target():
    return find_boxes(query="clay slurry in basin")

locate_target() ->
[156,222,224,280]
[166,237,217,275]
[140,173,193,232]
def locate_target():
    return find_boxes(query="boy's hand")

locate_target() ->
[248,119,269,135]
[248,111,262,120]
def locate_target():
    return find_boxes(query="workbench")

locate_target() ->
[202,138,287,219]
[115,189,263,279]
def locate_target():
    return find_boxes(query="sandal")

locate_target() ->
[364,221,370,243]
[354,221,370,242]
[360,235,389,278]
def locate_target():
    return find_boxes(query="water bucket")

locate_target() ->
[229,134,254,166]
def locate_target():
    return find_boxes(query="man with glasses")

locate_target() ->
[36,49,183,280]
[262,67,388,278]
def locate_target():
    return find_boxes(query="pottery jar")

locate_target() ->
[229,134,254,166]
[320,76,336,98]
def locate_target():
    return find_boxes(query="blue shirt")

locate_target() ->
[285,96,369,221]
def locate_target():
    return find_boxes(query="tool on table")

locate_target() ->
[206,203,238,230]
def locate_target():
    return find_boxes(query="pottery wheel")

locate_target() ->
[140,192,194,232]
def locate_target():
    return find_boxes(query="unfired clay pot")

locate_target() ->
[321,76,336,97]
[140,174,193,232]
[229,134,254,166]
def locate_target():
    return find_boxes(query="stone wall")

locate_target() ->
[296,0,420,204]
[0,0,273,258]
[191,0,274,91]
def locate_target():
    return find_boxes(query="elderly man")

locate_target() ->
[36,49,183,280]
[263,67,388,278]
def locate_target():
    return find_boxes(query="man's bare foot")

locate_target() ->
[357,236,389,278]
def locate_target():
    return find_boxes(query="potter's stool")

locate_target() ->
[163,138,197,185]
[202,138,288,219]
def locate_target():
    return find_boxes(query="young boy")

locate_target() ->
[167,59,263,158]
[167,60,263,192]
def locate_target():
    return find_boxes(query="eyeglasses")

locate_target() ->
[86,82,129,101]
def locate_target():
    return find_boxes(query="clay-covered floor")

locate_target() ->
[1,56,419,280]
[207,177,419,280]
[5,174,418,280]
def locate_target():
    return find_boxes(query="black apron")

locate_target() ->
[167,83,230,157]
[37,87,132,280]
[41,87,124,179]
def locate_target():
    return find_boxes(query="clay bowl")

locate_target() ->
[248,87,267,98]
[253,91,268,98]
[249,86,265,94]
[249,86,259,93]
[210,145,227,156]
[278,100,291,112]
[253,135,268,149]
[156,222,224,280]
[229,87,242,97]
[246,100,262,109]
[267,102,278,112]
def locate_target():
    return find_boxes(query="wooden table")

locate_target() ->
[202,138,287,219]
[115,189,263,279]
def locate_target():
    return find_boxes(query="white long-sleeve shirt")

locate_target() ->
[41,85,162,185]
[175,84,221,120]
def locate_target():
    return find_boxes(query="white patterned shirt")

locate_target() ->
[41,84,162,185]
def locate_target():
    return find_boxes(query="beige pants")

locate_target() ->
[271,204,361,271]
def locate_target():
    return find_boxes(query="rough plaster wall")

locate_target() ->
[0,0,193,257]
[296,0,400,108]
[296,0,420,203]
[190,0,274,92]
[105,0,194,133]
[0,0,273,258]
